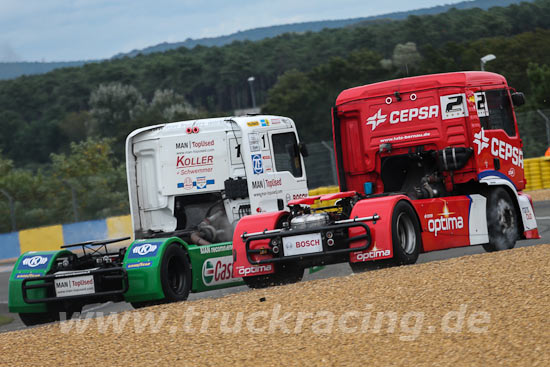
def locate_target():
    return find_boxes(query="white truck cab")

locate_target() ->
[126,115,309,243]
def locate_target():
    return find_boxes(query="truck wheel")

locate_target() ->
[19,311,59,327]
[482,187,518,252]
[160,243,192,302]
[349,201,420,272]
[243,263,304,289]
[391,201,421,265]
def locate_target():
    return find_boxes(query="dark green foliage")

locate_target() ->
[0,0,550,231]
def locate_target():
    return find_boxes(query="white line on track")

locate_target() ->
[536,216,550,220]
[0,265,13,273]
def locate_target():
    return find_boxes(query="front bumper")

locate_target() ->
[22,267,128,304]
[243,215,379,265]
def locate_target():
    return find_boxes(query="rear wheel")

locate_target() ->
[243,263,304,289]
[482,187,518,252]
[159,243,192,302]
[19,311,59,327]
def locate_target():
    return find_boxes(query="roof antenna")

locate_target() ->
[394,91,402,101]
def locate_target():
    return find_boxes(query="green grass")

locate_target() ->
[0,314,13,327]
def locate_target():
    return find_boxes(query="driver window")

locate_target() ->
[479,89,517,137]
[272,132,303,178]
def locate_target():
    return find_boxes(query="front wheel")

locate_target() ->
[159,243,192,302]
[349,200,421,273]
[482,187,518,252]
[243,263,304,289]
[391,201,421,265]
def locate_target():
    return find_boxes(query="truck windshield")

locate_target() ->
[272,132,303,178]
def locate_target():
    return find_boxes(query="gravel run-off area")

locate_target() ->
[1,244,549,366]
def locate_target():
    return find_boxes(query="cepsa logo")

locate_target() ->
[366,105,439,131]
[473,129,523,168]
[427,202,464,236]
[235,264,273,276]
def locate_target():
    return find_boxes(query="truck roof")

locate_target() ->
[127,115,294,142]
[336,71,507,106]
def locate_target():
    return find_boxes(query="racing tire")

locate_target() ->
[243,263,304,289]
[349,201,420,272]
[159,243,192,302]
[482,187,518,252]
[19,311,60,327]
[391,201,421,265]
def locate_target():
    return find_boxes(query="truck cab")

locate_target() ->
[126,115,309,244]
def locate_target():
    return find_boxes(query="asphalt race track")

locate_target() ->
[2,200,549,333]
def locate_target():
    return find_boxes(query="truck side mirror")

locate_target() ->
[511,92,525,107]
[299,142,309,157]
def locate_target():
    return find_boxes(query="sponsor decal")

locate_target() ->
[126,261,153,269]
[522,206,534,221]
[366,109,386,131]
[235,264,273,276]
[292,193,308,199]
[366,105,439,131]
[15,273,42,279]
[128,242,162,259]
[177,177,194,190]
[202,256,239,286]
[260,119,270,127]
[176,142,189,149]
[427,202,464,236]
[251,178,282,190]
[199,243,232,255]
[191,140,215,149]
[55,275,95,297]
[473,129,489,154]
[247,121,259,127]
[251,154,264,174]
[356,249,391,261]
[176,155,213,168]
[248,133,261,152]
[473,129,524,168]
[18,255,52,270]
[508,167,516,177]
[194,176,215,189]
[271,118,281,124]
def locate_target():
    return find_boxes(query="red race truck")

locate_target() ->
[233,71,540,287]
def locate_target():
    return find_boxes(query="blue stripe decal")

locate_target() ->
[477,170,517,190]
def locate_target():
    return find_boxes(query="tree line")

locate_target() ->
[1,0,550,232]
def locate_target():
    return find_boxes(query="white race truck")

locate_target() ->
[10,115,310,325]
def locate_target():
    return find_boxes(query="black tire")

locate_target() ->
[482,187,518,252]
[243,263,304,289]
[391,201,421,265]
[349,201,420,273]
[19,311,59,327]
[159,243,192,302]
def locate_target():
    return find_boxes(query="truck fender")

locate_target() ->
[348,194,417,262]
[232,211,288,277]
[123,237,190,303]
[9,249,72,313]
[479,173,540,239]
